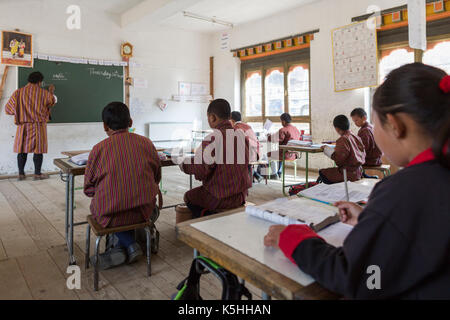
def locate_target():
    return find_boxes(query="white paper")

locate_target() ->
[263,119,273,132]
[88,59,98,65]
[299,181,375,203]
[245,197,338,226]
[408,0,427,51]
[287,140,313,147]
[69,152,90,165]
[133,78,148,89]
[37,54,48,60]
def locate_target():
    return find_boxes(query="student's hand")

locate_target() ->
[48,84,55,94]
[334,201,363,226]
[264,225,287,249]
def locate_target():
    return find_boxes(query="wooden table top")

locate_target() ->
[279,145,324,153]
[176,210,339,300]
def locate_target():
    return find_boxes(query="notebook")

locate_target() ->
[299,181,374,204]
[245,197,340,232]
[69,152,90,166]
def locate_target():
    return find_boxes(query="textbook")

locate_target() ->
[245,197,340,232]
[69,152,89,165]
[299,181,374,204]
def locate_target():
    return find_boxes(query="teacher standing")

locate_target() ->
[5,71,57,180]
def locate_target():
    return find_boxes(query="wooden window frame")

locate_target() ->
[240,49,312,134]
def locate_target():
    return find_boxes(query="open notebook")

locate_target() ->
[245,197,340,232]
[299,181,374,204]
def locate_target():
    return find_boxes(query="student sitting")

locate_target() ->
[351,107,383,178]
[318,115,366,184]
[180,99,252,218]
[264,63,450,299]
[230,111,262,182]
[267,113,301,178]
[84,102,161,270]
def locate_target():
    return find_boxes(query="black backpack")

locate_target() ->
[174,256,252,300]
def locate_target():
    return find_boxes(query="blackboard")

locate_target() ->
[18,59,124,123]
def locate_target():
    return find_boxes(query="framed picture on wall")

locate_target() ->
[1,30,33,67]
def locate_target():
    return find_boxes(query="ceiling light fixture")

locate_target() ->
[183,11,234,28]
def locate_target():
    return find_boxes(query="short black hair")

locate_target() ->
[231,111,242,122]
[28,72,44,84]
[280,113,292,123]
[207,99,231,120]
[102,102,131,130]
[333,115,350,131]
[350,108,367,118]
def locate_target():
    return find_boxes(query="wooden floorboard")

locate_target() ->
[0,166,314,300]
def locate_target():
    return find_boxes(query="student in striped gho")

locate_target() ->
[84,102,161,270]
[318,115,366,184]
[351,107,383,179]
[267,113,301,179]
[179,99,252,218]
[230,111,263,182]
[5,71,57,181]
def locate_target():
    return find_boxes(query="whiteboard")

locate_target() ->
[332,20,378,92]
[191,212,353,287]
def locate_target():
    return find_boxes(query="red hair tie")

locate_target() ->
[439,75,450,93]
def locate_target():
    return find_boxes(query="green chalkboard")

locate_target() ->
[18,59,124,123]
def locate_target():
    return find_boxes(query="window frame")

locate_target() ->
[240,50,312,134]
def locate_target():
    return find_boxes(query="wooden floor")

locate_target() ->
[0,166,317,300]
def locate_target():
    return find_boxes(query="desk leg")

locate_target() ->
[305,152,309,189]
[189,174,193,190]
[68,174,76,265]
[282,151,287,196]
[262,292,272,300]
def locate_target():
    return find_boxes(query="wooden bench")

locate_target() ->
[363,164,392,178]
[85,215,153,291]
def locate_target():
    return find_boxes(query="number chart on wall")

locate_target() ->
[18,58,124,123]
[332,20,378,92]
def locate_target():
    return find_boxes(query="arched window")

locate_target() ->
[288,65,309,116]
[379,48,414,83]
[423,40,450,74]
[265,68,285,116]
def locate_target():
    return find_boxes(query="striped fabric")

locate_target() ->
[182,120,252,208]
[234,121,261,162]
[5,83,55,154]
[84,130,162,228]
[268,124,301,160]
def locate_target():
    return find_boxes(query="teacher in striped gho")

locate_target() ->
[5,71,57,180]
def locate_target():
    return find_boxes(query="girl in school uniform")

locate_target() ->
[264,63,450,299]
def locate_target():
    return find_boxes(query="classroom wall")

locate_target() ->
[0,0,212,175]
[211,0,406,169]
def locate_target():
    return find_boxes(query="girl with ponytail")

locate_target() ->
[264,63,450,299]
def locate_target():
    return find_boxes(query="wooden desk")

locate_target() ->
[54,151,193,265]
[279,145,323,195]
[176,209,340,300]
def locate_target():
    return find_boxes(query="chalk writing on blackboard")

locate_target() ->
[87,68,123,80]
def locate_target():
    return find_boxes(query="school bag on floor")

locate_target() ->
[173,256,252,300]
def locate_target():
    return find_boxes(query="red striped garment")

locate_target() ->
[5,83,55,154]
[234,121,261,162]
[84,130,162,228]
[182,120,252,210]
[268,124,301,161]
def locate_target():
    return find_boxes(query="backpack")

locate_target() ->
[173,256,252,300]
[288,182,318,196]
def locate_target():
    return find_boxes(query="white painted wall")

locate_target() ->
[0,0,211,175]
[211,0,406,169]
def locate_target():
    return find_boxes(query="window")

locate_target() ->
[244,71,262,117]
[241,51,311,134]
[379,48,414,83]
[288,65,310,116]
[265,67,285,116]
[423,40,450,74]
